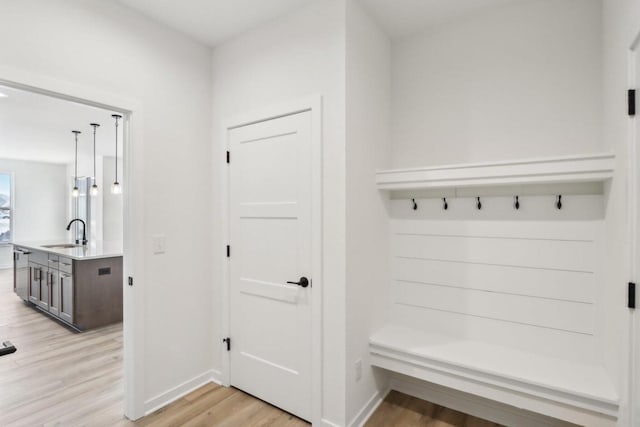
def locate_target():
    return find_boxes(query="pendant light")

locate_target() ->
[71,130,81,198]
[111,114,122,194]
[90,123,100,196]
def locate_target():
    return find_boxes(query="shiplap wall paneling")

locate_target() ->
[389,218,602,364]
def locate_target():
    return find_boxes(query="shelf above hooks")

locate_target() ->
[376,153,615,192]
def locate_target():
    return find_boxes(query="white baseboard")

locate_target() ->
[144,369,218,415]
[320,418,343,427]
[211,369,223,385]
[348,388,390,427]
[388,374,580,427]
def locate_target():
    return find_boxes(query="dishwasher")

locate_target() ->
[13,246,30,301]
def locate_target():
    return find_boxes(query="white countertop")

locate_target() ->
[13,241,123,260]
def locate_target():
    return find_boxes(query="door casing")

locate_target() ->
[629,26,640,427]
[220,95,323,425]
[0,67,145,420]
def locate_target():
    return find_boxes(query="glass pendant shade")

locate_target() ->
[72,186,80,198]
[90,184,99,196]
[111,181,122,194]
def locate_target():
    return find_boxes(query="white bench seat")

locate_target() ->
[370,324,619,427]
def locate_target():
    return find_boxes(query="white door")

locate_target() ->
[228,110,312,421]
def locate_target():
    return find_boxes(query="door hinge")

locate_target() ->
[128,276,133,287]
[629,89,636,117]
[223,337,231,351]
[226,151,230,164]
[629,282,636,309]
[226,245,230,257]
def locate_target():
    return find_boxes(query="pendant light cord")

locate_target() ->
[112,114,122,184]
[72,130,81,185]
[75,134,78,181]
[90,123,100,186]
[115,119,118,181]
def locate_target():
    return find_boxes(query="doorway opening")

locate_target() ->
[0,82,137,425]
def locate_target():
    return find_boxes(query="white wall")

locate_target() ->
[210,1,347,424]
[345,1,391,424]
[390,0,603,168]
[0,0,213,415]
[0,159,67,268]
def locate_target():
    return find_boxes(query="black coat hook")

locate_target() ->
[411,198,418,210]
[443,197,448,210]
[476,196,482,210]
[514,195,520,210]
[556,195,562,210]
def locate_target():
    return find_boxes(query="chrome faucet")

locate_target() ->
[66,219,87,246]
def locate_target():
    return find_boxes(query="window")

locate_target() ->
[0,173,12,243]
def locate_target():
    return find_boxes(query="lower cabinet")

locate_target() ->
[22,248,121,330]
[59,272,73,324]
[28,262,41,305]
[28,262,49,310]
[48,269,60,317]
[28,254,73,325]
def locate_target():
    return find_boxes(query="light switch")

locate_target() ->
[152,234,166,254]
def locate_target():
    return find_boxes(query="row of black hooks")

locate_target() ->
[411,195,564,211]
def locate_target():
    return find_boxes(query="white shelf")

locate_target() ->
[376,153,615,191]
[370,325,619,426]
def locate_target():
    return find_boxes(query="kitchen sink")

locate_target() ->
[41,243,83,249]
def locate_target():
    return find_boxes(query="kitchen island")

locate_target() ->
[13,241,123,331]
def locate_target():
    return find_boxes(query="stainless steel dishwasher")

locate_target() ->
[13,246,30,301]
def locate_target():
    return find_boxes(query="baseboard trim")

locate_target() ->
[320,418,343,427]
[348,388,390,427]
[388,374,584,427]
[144,369,217,415]
[211,369,223,385]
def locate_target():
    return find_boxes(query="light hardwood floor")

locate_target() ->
[0,268,500,427]
[365,391,503,427]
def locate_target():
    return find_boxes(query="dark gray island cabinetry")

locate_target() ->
[13,242,123,331]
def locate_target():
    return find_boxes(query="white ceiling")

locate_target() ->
[360,0,519,39]
[115,0,316,47]
[0,86,122,165]
[114,0,521,46]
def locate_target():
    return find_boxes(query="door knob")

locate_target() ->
[287,277,309,288]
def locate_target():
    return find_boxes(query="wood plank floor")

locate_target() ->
[0,268,500,427]
[365,391,503,427]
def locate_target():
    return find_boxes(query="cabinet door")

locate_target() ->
[49,269,60,317]
[60,272,73,324]
[37,266,49,310]
[29,264,41,305]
